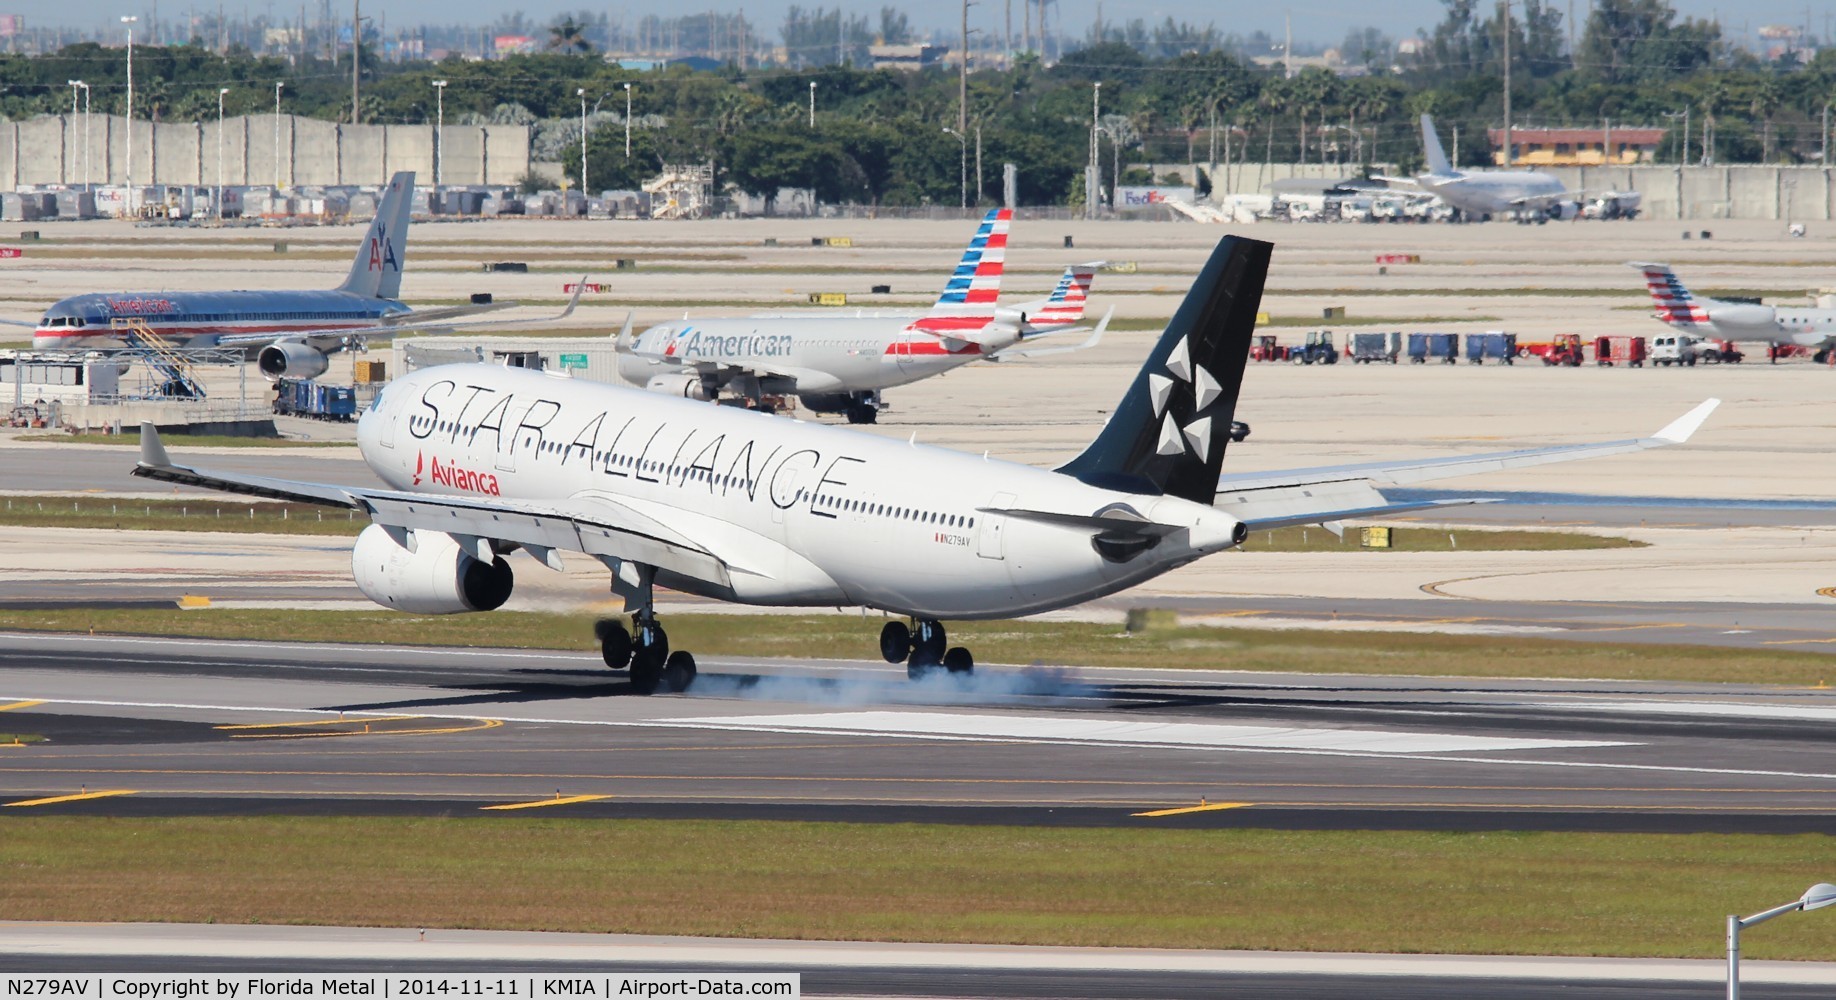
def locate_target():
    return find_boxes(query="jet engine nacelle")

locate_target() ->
[993,306,1028,328]
[1705,304,1776,330]
[1546,201,1581,221]
[257,341,331,381]
[643,372,716,401]
[351,523,514,614]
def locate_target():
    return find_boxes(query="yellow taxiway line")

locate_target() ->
[480,794,613,812]
[1131,801,1253,818]
[6,789,137,807]
[0,700,44,712]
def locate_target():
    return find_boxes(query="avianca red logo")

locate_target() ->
[414,452,501,495]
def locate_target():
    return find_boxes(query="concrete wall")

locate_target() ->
[0,114,529,189]
[1180,157,1836,221]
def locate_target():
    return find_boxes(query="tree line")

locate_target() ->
[5,0,1834,207]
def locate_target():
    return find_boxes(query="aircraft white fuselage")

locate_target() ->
[615,316,1009,396]
[361,364,1241,619]
[1417,169,1567,217]
[1679,304,1836,346]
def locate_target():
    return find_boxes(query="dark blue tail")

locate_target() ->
[1056,236,1269,505]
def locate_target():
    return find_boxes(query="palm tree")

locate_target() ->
[548,15,594,53]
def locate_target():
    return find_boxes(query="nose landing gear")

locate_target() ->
[881,618,974,680]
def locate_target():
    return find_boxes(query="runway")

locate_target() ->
[1,631,1832,830]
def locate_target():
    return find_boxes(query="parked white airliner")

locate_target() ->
[615,209,1105,423]
[134,236,1718,694]
[16,172,579,380]
[1382,115,1640,222]
[1632,261,1836,358]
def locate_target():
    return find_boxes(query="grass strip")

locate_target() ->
[1239,525,1641,552]
[0,496,363,536]
[0,818,1827,959]
[2,608,1829,686]
[17,433,350,448]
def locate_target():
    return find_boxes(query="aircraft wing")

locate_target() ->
[1504,190,1578,208]
[210,280,587,349]
[128,423,736,587]
[0,317,35,328]
[1371,175,1424,190]
[1214,399,1719,529]
[988,307,1113,361]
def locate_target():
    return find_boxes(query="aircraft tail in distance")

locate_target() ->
[1628,261,1710,327]
[338,170,415,300]
[1018,262,1104,326]
[914,208,1013,333]
[1420,114,1454,176]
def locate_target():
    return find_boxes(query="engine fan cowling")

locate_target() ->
[351,523,514,614]
[1547,201,1580,221]
[257,341,330,381]
[644,372,715,401]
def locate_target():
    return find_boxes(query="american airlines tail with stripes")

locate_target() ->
[1630,261,1836,351]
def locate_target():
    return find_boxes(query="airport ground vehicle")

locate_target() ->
[1249,335,1288,362]
[1537,334,1586,366]
[1651,334,1700,366]
[1290,331,1338,364]
[1408,332,1459,363]
[273,379,357,421]
[1350,332,1400,363]
[1465,332,1517,365]
[1595,336,1647,367]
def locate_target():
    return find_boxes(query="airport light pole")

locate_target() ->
[122,15,137,215]
[216,87,229,221]
[65,80,78,184]
[273,81,284,190]
[430,80,447,187]
[623,82,632,158]
[70,81,89,189]
[1088,81,1101,218]
[1663,108,1688,168]
[578,87,588,196]
[1728,883,1835,999]
[943,126,967,210]
[808,81,815,128]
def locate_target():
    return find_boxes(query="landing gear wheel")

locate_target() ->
[880,621,912,663]
[943,646,974,675]
[595,620,632,670]
[846,404,878,425]
[907,619,947,681]
[629,620,670,695]
[662,651,697,693]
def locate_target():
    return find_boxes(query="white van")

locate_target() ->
[1651,334,1702,367]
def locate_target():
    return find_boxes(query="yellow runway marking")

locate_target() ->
[0,700,44,712]
[217,718,504,739]
[1571,623,1687,633]
[5,789,136,807]
[1762,638,1836,646]
[1131,801,1253,817]
[1817,587,1836,600]
[216,715,419,730]
[481,794,613,811]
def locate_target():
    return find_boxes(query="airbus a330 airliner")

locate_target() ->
[134,236,1718,694]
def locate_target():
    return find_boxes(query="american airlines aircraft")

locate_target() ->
[1632,261,1836,358]
[21,171,575,381]
[132,235,1717,695]
[615,209,1106,423]
[1383,115,1640,222]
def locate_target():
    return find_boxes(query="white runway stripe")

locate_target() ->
[1545,700,1836,721]
[669,710,1634,754]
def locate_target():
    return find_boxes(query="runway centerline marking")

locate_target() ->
[1132,801,1253,817]
[5,789,136,807]
[667,711,1634,754]
[480,794,613,811]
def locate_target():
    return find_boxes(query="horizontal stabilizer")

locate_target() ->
[1239,498,1498,532]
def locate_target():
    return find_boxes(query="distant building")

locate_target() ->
[1488,127,1665,167]
[871,43,946,71]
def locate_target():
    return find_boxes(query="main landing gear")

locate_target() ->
[880,619,974,680]
[597,564,696,695]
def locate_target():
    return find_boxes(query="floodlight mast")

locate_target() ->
[1727,882,1836,1000]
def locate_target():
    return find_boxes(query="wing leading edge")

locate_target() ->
[130,423,734,588]
[1215,399,1719,529]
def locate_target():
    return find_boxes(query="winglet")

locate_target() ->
[138,421,171,467]
[1652,398,1720,444]
[559,276,586,319]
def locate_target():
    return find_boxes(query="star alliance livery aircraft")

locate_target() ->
[132,235,1718,694]
[23,171,578,380]
[616,209,1107,423]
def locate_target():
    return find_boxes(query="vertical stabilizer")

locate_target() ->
[338,170,415,300]
[913,208,1012,333]
[1420,114,1454,176]
[1056,236,1271,504]
[1021,262,1102,326]
[1628,261,1711,327]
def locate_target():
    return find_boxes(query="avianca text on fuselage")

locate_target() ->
[413,451,501,495]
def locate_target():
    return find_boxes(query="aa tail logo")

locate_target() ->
[368,224,400,273]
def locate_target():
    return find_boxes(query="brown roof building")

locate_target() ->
[1487,127,1666,166]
